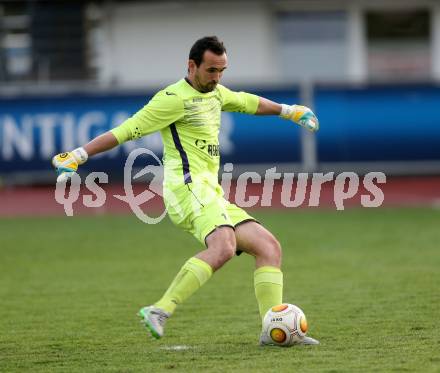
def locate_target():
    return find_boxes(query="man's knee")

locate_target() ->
[206,226,236,267]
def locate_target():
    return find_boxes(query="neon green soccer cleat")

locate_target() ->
[138,306,170,339]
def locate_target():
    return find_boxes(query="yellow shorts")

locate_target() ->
[164,180,256,246]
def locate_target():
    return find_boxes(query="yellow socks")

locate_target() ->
[154,257,213,314]
[154,259,281,319]
[254,266,283,320]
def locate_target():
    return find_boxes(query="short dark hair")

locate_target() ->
[189,36,226,67]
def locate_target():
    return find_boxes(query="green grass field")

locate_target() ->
[1,208,439,372]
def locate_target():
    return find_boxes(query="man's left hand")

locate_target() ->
[280,104,319,132]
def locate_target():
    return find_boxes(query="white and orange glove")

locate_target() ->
[280,104,319,132]
[52,147,88,182]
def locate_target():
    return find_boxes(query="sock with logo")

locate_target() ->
[154,257,213,314]
[254,266,283,320]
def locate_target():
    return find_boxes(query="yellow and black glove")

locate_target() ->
[52,147,88,182]
[280,104,319,132]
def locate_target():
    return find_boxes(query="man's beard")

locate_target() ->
[195,75,217,92]
[200,82,217,93]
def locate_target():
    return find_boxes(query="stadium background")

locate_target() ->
[1,1,440,372]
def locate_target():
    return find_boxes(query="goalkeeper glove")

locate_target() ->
[52,147,88,182]
[280,104,319,132]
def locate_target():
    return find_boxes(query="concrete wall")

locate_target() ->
[97,1,280,88]
[94,0,440,88]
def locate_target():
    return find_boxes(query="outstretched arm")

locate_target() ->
[52,89,184,182]
[255,97,282,115]
[83,131,119,157]
[51,131,119,182]
[219,85,318,131]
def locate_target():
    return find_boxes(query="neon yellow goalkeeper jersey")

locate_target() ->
[111,78,259,187]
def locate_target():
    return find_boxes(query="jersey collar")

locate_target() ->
[184,76,194,88]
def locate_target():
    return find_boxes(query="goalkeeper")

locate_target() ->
[53,36,319,345]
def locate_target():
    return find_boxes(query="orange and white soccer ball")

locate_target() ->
[262,303,308,346]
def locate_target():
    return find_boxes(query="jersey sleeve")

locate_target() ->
[217,84,259,115]
[111,90,184,144]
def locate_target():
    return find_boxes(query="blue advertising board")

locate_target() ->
[315,84,440,162]
[2,83,439,178]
